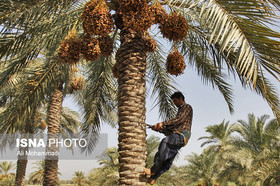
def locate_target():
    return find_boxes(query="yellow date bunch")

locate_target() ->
[118,0,153,32]
[80,34,101,62]
[98,35,114,56]
[58,28,80,64]
[58,0,190,77]
[159,12,189,42]
[82,0,114,36]
[166,47,186,76]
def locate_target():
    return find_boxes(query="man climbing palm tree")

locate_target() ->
[145,91,193,185]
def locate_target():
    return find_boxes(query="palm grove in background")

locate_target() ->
[0,0,280,185]
[0,161,16,185]
[1,116,278,186]
[83,115,280,186]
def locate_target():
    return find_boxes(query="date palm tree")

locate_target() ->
[183,149,219,186]
[0,61,47,186]
[28,160,62,185]
[145,135,161,168]
[230,114,280,184]
[28,160,45,185]
[87,147,119,185]
[43,84,64,186]
[0,103,82,186]
[0,56,87,186]
[198,121,237,185]
[72,171,88,186]
[0,161,16,185]
[156,166,187,186]
[39,106,83,186]
[198,120,235,152]
[87,136,161,185]
[256,145,280,185]
[0,162,16,177]
[1,0,280,185]
[233,114,278,153]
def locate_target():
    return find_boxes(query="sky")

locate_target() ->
[1,20,280,182]
[1,45,279,181]
[56,65,278,180]
[2,60,279,180]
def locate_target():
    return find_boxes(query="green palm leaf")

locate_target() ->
[0,1,83,88]
[147,38,177,120]
[166,0,280,118]
[80,55,118,155]
[0,58,67,133]
[168,0,280,84]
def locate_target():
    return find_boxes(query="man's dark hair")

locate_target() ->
[170,91,185,101]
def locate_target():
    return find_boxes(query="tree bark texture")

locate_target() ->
[14,139,29,186]
[43,86,63,186]
[116,29,147,185]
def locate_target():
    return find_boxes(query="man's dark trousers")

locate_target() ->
[150,133,185,180]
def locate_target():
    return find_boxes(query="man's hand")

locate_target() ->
[152,122,163,131]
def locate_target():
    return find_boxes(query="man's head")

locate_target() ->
[170,91,185,107]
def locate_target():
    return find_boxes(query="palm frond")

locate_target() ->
[267,0,280,10]
[265,118,278,132]
[0,1,83,88]
[0,57,66,133]
[146,135,160,167]
[168,0,280,88]
[180,34,234,112]
[60,107,81,133]
[82,55,118,131]
[147,37,177,120]
[0,132,20,153]
[253,73,280,123]
[199,140,218,148]
[167,0,280,117]
[59,107,82,147]
[0,0,80,27]
[80,55,117,154]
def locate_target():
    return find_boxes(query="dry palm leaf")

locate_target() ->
[71,75,85,90]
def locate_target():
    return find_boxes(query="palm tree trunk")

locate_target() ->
[14,135,29,186]
[43,85,63,186]
[116,29,147,185]
[15,158,28,186]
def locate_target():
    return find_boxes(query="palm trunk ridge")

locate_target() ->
[117,29,147,185]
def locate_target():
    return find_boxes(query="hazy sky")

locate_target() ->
[2,32,279,182]
[1,2,279,183]
[2,55,278,180]
[53,65,279,180]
